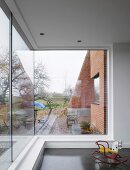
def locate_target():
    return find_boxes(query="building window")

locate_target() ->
[93,73,100,104]
[34,50,107,135]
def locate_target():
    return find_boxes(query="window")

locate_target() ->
[12,23,34,160]
[34,50,107,135]
[93,73,100,104]
[0,7,11,170]
[0,2,109,166]
[0,2,34,168]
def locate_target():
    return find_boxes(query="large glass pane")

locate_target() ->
[34,50,107,135]
[0,8,11,170]
[12,25,34,160]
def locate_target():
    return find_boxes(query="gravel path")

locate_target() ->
[49,114,69,135]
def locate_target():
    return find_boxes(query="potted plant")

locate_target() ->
[80,121,91,134]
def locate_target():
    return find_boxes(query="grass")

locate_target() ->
[36,96,69,109]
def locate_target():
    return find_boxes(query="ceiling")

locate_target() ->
[5,0,130,50]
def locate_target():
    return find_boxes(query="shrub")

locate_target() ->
[80,121,90,130]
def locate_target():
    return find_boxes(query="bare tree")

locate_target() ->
[0,51,32,103]
[0,51,50,104]
[63,86,72,105]
[34,63,49,100]
[0,52,9,103]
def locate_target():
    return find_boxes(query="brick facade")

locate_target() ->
[69,51,94,108]
[90,50,106,134]
[69,50,106,134]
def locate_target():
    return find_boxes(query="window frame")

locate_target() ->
[36,48,113,141]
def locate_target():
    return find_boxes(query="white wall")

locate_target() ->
[113,43,130,146]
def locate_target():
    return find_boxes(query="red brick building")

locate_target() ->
[69,50,107,134]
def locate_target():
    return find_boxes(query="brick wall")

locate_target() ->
[69,50,107,134]
[69,51,94,108]
[90,50,106,134]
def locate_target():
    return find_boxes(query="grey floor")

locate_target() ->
[40,148,130,170]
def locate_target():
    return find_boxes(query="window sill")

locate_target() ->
[92,102,100,105]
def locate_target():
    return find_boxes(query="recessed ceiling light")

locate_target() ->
[40,33,45,35]
[77,40,82,43]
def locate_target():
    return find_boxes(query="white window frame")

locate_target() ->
[36,46,114,143]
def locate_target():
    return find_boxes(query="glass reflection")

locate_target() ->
[12,26,34,160]
[0,8,11,170]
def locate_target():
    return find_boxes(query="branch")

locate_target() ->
[12,70,25,82]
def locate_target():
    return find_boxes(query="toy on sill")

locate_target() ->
[92,140,128,165]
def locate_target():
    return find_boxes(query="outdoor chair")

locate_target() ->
[67,115,78,127]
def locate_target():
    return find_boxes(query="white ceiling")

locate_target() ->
[5,0,130,50]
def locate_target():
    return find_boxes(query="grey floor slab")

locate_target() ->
[40,148,130,170]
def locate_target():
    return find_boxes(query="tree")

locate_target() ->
[34,63,49,100]
[0,51,50,105]
[0,52,9,103]
[0,51,33,103]
[63,86,72,105]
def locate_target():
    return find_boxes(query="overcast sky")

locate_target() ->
[17,50,87,93]
[34,51,87,93]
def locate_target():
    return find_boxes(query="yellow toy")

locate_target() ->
[99,140,119,154]
[92,140,128,165]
